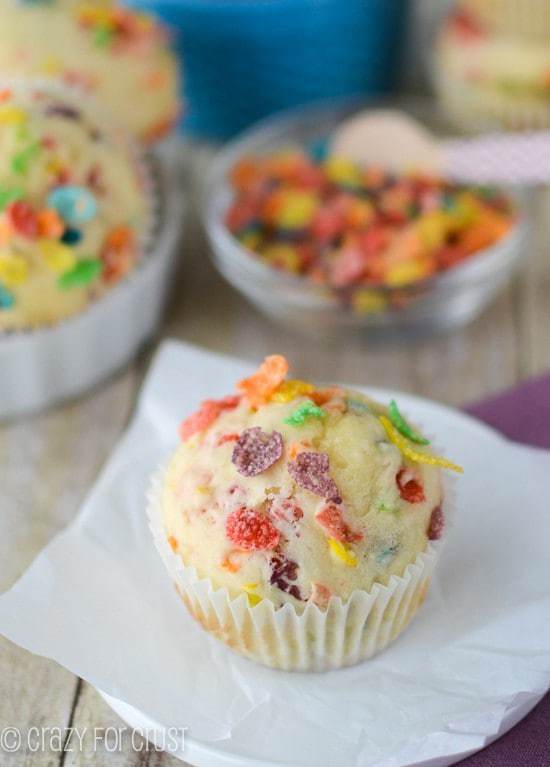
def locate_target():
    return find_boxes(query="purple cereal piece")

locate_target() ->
[232,427,283,477]
[46,104,81,121]
[428,505,445,540]
[287,451,342,504]
[270,554,302,601]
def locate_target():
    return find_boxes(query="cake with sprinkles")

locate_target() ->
[0,85,148,331]
[0,0,180,143]
[151,356,462,669]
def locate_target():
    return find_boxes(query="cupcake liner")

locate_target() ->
[459,0,550,41]
[434,66,550,133]
[147,466,448,672]
[0,79,184,419]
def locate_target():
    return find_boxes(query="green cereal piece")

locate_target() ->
[284,401,326,426]
[0,186,24,211]
[58,258,102,290]
[11,142,41,175]
[388,399,430,445]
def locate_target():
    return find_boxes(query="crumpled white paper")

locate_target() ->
[1,340,549,767]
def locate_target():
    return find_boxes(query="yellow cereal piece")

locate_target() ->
[276,191,318,229]
[46,158,64,176]
[328,538,358,567]
[271,379,314,403]
[0,253,28,286]
[385,259,432,287]
[452,192,481,228]
[0,106,27,126]
[40,56,63,76]
[324,155,362,188]
[39,240,76,274]
[242,583,262,606]
[262,244,301,273]
[352,289,387,315]
[417,211,453,251]
[239,231,262,250]
[379,416,464,473]
[196,485,211,495]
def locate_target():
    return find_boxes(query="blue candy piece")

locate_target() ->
[0,283,15,310]
[47,186,97,225]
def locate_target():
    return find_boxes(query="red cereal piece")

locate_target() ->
[7,200,38,239]
[232,427,283,476]
[226,506,280,551]
[179,395,240,441]
[396,468,426,504]
[287,451,342,504]
[329,244,366,287]
[315,503,363,543]
[217,432,240,446]
[427,505,445,540]
[310,582,332,609]
[237,355,289,407]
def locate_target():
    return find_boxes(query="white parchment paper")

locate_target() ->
[1,340,549,767]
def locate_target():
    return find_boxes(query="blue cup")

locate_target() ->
[128,0,407,140]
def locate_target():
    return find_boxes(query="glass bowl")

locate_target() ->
[202,99,527,340]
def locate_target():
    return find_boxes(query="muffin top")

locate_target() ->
[162,357,462,612]
[0,84,147,331]
[0,0,180,142]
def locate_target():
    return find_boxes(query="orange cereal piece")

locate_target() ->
[167,535,178,552]
[237,355,289,407]
[179,395,240,441]
[37,209,64,239]
[105,225,134,250]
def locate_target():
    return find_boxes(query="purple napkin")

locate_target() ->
[459,371,550,766]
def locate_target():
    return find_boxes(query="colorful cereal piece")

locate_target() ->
[271,379,314,403]
[396,468,426,504]
[310,582,332,608]
[427,505,445,540]
[284,401,326,426]
[226,506,280,551]
[0,106,27,125]
[61,227,82,245]
[238,355,289,407]
[179,395,240,441]
[7,200,38,238]
[232,427,284,477]
[0,282,15,309]
[58,258,102,289]
[352,289,387,315]
[328,538,357,567]
[39,240,77,273]
[270,554,301,600]
[0,186,23,212]
[315,503,363,544]
[287,451,342,503]
[242,583,262,606]
[388,400,430,445]
[273,191,318,230]
[47,186,97,225]
[37,209,65,239]
[379,416,464,473]
[0,254,28,286]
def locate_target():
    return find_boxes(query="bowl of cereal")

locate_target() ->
[203,100,526,339]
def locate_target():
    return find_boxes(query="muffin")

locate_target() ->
[459,0,550,43]
[434,9,550,131]
[0,84,149,331]
[149,356,462,670]
[0,0,180,143]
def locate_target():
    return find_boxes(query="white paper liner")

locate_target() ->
[434,67,550,133]
[0,78,183,419]
[147,467,447,672]
[459,0,550,41]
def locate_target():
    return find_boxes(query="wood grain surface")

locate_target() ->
[0,146,548,767]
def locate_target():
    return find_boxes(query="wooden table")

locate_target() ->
[1,148,549,766]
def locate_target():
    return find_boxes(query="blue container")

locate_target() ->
[128,0,407,140]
